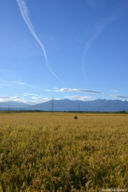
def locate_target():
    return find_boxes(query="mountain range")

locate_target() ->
[0,99,128,112]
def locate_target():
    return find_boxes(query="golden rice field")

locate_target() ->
[0,112,128,192]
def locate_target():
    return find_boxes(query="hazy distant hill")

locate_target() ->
[0,99,128,112]
[0,101,30,110]
[31,99,128,112]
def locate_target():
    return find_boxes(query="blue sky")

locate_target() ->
[0,0,128,103]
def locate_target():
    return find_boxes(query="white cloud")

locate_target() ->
[0,97,10,102]
[111,95,128,101]
[23,93,38,97]
[0,80,29,87]
[17,81,25,85]
[30,97,52,104]
[65,95,91,101]
[45,89,51,92]
[23,93,52,103]
[55,88,101,94]
[0,96,52,104]
[0,96,27,103]
[110,89,119,93]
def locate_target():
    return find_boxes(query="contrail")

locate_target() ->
[81,17,113,75]
[16,0,63,83]
[82,0,128,77]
